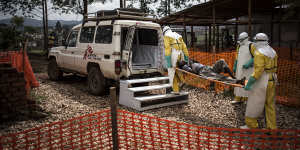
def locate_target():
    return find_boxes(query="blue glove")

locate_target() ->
[233,60,237,73]
[184,55,189,62]
[243,58,254,69]
[244,76,256,90]
[165,56,172,68]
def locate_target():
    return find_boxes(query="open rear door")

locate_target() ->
[122,25,136,73]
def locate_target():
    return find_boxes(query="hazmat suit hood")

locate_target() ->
[253,33,276,58]
[238,32,249,46]
[165,30,181,40]
[163,26,181,40]
[255,41,276,58]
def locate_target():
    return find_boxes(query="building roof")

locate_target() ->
[158,0,278,26]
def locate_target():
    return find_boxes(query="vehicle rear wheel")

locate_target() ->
[88,67,106,96]
[48,59,63,81]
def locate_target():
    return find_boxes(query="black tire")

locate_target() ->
[88,66,106,96]
[48,58,63,81]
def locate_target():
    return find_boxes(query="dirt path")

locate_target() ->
[0,55,299,136]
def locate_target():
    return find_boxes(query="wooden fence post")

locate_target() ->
[110,87,119,150]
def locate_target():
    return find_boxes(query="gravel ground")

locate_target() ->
[0,56,300,136]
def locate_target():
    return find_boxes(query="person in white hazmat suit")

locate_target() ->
[241,33,278,129]
[163,26,189,93]
[232,32,256,104]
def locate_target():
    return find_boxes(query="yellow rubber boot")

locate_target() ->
[245,116,259,129]
[172,74,180,93]
[172,71,185,93]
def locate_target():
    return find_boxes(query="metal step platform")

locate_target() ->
[119,76,189,111]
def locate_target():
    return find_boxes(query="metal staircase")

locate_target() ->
[119,76,188,111]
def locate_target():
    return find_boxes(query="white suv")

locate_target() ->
[48,9,165,95]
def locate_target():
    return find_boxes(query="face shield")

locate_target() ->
[238,32,248,45]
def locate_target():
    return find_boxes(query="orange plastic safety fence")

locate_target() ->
[0,51,19,63]
[0,109,112,150]
[276,58,300,107]
[117,109,300,149]
[0,50,39,95]
[188,48,300,107]
[1,109,299,150]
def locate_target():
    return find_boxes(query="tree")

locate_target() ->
[51,0,111,15]
[55,21,62,32]
[0,16,25,50]
[0,0,42,17]
[0,0,110,18]
[0,26,16,50]
[10,16,24,29]
[127,0,203,17]
[24,26,38,34]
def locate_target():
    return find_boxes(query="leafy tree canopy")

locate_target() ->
[127,0,202,17]
[0,0,42,17]
[10,16,24,28]
[51,0,110,15]
[0,0,110,18]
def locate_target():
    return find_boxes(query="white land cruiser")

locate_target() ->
[48,9,165,95]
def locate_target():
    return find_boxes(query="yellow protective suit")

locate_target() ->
[234,43,256,102]
[245,49,278,129]
[164,31,189,92]
[48,35,55,48]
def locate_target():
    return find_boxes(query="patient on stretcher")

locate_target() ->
[177,59,245,84]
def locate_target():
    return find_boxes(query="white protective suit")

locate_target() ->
[234,36,254,97]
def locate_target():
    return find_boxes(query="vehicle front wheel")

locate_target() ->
[88,67,106,96]
[48,58,63,81]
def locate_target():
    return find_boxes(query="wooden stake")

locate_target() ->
[110,87,119,150]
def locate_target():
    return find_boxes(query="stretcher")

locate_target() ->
[176,68,245,88]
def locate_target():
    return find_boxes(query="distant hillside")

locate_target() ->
[0,18,81,27]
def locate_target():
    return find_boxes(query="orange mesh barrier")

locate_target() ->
[0,109,112,150]
[276,59,300,107]
[0,51,39,95]
[1,109,300,149]
[188,48,300,107]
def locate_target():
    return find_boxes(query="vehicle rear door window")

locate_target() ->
[95,26,113,44]
[79,27,95,43]
[138,29,158,46]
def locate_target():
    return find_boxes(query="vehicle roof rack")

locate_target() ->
[83,8,158,24]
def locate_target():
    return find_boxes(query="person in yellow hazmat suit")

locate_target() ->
[163,26,189,94]
[241,33,278,129]
[48,32,55,48]
[232,32,255,104]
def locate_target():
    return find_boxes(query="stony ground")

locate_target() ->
[0,55,300,136]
